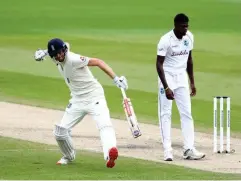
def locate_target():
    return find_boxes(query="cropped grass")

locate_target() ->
[0,0,241,134]
[1,136,241,180]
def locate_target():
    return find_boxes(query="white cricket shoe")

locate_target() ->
[56,157,72,165]
[164,150,173,161]
[183,148,205,160]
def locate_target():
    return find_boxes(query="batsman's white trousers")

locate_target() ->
[56,98,117,160]
[158,71,195,152]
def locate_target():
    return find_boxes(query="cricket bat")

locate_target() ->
[120,88,142,138]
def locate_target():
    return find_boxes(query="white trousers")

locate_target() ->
[158,71,195,152]
[56,98,117,160]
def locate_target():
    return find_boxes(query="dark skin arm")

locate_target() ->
[156,55,174,100]
[186,51,196,96]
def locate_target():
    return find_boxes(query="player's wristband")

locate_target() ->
[113,76,119,82]
[165,87,169,91]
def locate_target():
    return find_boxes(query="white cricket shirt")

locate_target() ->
[54,50,105,103]
[157,30,194,73]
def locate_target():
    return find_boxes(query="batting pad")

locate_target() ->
[54,124,75,161]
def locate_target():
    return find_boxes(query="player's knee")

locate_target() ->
[53,124,69,140]
[180,108,192,116]
[160,112,171,120]
[96,117,113,130]
[53,124,76,161]
[180,111,193,121]
[98,124,114,132]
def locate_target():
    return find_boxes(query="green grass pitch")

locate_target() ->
[0,0,241,179]
[1,136,241,180]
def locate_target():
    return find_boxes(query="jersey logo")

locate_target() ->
[80,56,86,62]
[184,40,189,47]
[171,50,189,56]
[51,45,55,51]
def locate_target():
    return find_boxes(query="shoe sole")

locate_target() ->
[183,154,205,160]
[164,158,173,161]
[56,161,68,165]
[56,159,72,165]
[106,147,118,168]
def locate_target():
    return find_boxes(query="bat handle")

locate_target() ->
[121,88,127,99]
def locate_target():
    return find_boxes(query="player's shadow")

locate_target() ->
[72,135,99,139]
[117,144,152,149]
[172,143,208,150]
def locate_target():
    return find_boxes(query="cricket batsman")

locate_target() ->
[34,38,128,168]
[156,13,205,161]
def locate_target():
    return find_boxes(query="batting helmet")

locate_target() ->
[47,38,68,58]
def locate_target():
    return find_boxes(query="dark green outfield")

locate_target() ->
[1,0,241,133]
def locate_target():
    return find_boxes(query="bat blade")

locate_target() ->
[122,96,142,138]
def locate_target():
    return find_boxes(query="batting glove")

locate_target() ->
[34,49,48,61]
[113,76,128,90]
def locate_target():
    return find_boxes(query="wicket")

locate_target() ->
[213,96,233,154]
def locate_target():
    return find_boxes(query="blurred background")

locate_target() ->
[0,0,241,132]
